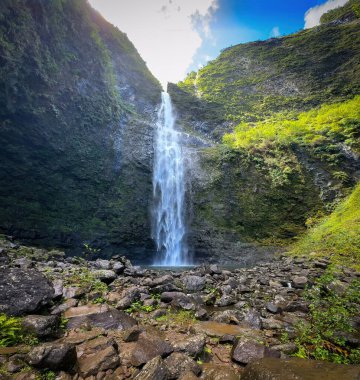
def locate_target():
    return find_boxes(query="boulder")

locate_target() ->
[76,336,119,377]
[130,337,173,367]
[0,268,54,316]
[182,275,206,292]
[201,363,240,380]
[133,356,169,380]
[22,315,59,338]
[26,342,76,371]
[164,352,201,379]
[231,339,280,364]
[291,276,308,289]
[65,305,137,330]
[93,269,117,283]
[173,334,206,356]
[241,357,360,380]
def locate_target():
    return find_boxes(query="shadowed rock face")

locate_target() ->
[0,268,54,316]
[241,357,360,380]
[0,0,161,260]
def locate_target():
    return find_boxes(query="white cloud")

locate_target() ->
[270,26,280,38]
[88,0,218,87]
[304,0,349,29]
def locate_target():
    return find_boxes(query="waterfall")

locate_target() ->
[152,92,189,266]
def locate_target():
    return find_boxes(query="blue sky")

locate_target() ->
[89,0,348,85]
[190,0,336,72]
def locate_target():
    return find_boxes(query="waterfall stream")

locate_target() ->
[152,92,189,266]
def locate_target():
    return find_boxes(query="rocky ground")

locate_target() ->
[0,236,359,380]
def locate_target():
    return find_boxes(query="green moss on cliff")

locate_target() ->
[176,18,360,125]
[320,0,360,24]
[0,0,161,252]
[292,183,360,268]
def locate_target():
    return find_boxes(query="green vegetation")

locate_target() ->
[125,301,155,314]
[0,314,39,347]
[321,0,360,24]
[0,314,22,347]
[174,12,360,129]
[0,0,161,251]
[223,96,360,153]
[292,183,360,268]
[156,310,196,326]
[293,271,360,364]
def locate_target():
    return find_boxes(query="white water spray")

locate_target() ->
[152,92,189,266]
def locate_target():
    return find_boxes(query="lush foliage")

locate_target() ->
[125,301,155,314]
[0,314,22,347]
[176,16,360,125]
[292,183,360,268]
[321,0,360,24]
[223,96,360,153]
[294,271,360,363]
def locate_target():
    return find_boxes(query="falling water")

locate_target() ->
[152,92,189,266]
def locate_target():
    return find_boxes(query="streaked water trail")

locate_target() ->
[152,92,189,266]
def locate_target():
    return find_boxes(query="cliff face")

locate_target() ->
[171,4,360,264]
[0,0,161,260]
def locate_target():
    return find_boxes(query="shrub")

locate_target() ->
[0,314,22,347]
[293,271,360,364]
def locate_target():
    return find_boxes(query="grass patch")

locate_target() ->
[291,183,360,269]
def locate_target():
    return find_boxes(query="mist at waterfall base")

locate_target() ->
[152,92,191,267]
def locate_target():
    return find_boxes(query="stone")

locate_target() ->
[52,279,64,298]
[173,334,206,356]
[242,309,262,329]
[22,315,59,338]
[6,355,27,373]
[241,357,360,380]
[112,262,125,274]
[76,336,119,377]
[133,356,169,380]
[66,306,137,330]
[215,295,236,307]
[182,276,206,292]
[26,342,76,371]
[63,286,87,299]
[123,326,143,342]
[130,337,173,367]
[231,339,280,364]
[291,276,308,289]
[93,270,117,283]
[209,264,222,275]
[0,268,54,316]
[219,334,237,344]
[266,303,282,314]
[51,298,78,315]
[94,259,111,270]
[201,363,240,380]
[164,352,201,378]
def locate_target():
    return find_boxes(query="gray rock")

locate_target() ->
[0,268,54,316]
[93,269,117,283]
[242,309,262,329]
[62,286,87,299]
[292,276,308,289]
[131,337,173,367]
[231,339,280,364]
[76,336,119,377]
[52,279,63,298]
[182,275,206,292]
[266,302,282,314]
[66,308,137,330]
[94,259,111,270]
[22,315,59,338]
[112,261,125,274]
[164,352,201,378]
[173,334,206,356]
[134,356,169,380]
[26,342,76,371]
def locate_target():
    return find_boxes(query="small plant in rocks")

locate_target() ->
[293,269,360,364]
[0,314,22,347]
